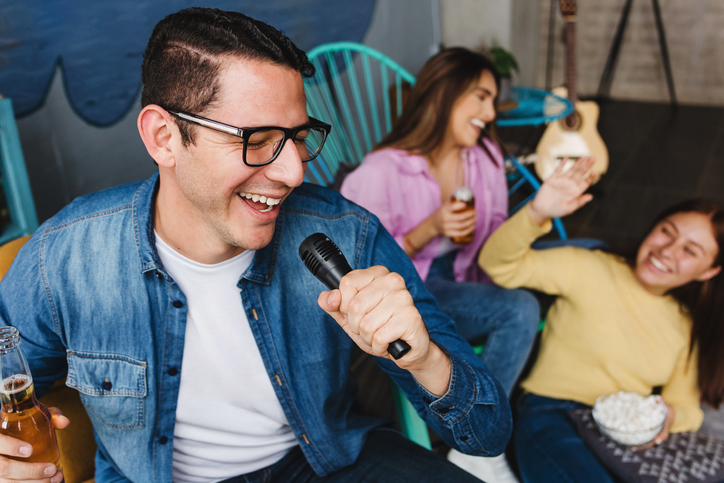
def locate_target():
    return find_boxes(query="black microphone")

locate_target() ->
[299,233,411,360]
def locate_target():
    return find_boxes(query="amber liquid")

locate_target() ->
[450,194,475,244]
[0,376,61,471]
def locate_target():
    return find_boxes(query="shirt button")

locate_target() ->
[155,272,163,279]
[102,381,113,391]
[159,436,168,444]
[172,300,184,308]
[168,368,178,376]
[460,435,469,441]
[439,407,450,414]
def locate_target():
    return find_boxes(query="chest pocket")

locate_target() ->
[66,351,147,430]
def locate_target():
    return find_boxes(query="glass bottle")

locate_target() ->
[0,327,61,471]
[450,150,475,244]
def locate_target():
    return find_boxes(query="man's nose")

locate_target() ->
[265,138,306,188]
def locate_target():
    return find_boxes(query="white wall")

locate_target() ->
[438,0,541,86]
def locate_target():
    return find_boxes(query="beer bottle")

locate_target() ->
[0,326,61,471]
[450,150,475,244]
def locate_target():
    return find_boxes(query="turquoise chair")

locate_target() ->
[0,98,38,244]
[303,42,415,186]
[303,42,564,450]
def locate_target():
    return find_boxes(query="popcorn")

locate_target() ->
[592,391,667,445]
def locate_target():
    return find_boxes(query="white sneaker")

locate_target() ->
[447,449,520,483]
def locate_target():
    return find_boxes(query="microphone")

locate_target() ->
[299,233,411,360]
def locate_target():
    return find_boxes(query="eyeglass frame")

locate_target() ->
[166,109,332,167]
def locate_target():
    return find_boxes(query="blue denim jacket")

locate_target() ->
[0,173,511,481]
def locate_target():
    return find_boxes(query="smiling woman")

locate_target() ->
[633,200,724,409]
[479,158,724,483]
[340,47,534,480]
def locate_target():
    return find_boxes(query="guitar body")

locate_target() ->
[534,87,609,182]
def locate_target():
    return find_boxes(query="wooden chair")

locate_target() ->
[0,236,96,483]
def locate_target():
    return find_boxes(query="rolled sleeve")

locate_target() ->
[415,351,509,454]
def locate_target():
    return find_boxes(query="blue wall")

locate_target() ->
[0,1,375,126]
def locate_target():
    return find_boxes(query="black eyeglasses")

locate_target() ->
[167,110,332,167]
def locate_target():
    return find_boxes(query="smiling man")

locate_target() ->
[0,8,511,482]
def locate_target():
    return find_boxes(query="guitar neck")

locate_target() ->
[565,19,577,105]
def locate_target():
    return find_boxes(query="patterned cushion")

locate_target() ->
[568,409,724,483]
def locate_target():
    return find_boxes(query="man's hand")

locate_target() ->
[432,201,476,240]
[318,266,451,396]
[528,157,596,226]
[0,408,67,482]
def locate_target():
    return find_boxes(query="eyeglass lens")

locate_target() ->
[245,127,327,166]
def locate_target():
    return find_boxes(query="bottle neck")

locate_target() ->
[0,327,35,412]
[1,378,37,413]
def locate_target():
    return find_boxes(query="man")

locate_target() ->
[0,8,511,482]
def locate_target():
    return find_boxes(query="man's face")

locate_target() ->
[166,59,308,259]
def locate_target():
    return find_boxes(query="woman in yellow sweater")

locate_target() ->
[479,158,724,482]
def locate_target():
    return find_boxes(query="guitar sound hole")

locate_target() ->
[562,110,582,131]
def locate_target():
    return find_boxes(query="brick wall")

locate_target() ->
[536,0,724,105]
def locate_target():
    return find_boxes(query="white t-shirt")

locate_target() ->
[155,234,297,482]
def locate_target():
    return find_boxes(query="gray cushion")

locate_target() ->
[568,409,724,483]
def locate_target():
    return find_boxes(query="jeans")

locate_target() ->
[424,252,539,396]
[515,393,620,483]
[220,429,483,483]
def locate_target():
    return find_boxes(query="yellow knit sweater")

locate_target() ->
[479,205,703,432]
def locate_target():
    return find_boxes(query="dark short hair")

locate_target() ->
[141,7,314,146]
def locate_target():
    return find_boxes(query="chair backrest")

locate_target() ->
[0,234,30,279]
[304,42,415,186]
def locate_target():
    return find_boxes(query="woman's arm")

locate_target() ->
[402,202,474,257]
[341,152,476,257]
[479,157,596,294]
[661,345,705,433]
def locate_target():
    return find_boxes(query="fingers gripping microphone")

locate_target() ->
[299,233,411,360]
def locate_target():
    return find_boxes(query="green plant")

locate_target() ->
[490,46,519,78]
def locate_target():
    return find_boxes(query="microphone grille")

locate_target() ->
[314,237,340,261]
[300,249,322,276]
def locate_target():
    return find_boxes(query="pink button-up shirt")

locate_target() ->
[340,139,508,283]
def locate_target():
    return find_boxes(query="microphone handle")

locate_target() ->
[299,233,411,360]
[325,265,411,360]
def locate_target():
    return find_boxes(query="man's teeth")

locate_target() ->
[239,192,281,211]
[649,254,670,273]
[470,118,486,129]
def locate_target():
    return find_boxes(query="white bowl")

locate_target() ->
[592,392,667,446]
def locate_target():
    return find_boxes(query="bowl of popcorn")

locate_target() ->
[592,391,667,446]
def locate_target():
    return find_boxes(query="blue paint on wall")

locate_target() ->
[0,1,375,126]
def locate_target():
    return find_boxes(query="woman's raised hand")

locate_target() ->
[528,157,596,226]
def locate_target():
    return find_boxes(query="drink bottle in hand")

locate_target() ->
[0,326,61,471]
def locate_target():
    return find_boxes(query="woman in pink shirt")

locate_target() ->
[341,47,538,480]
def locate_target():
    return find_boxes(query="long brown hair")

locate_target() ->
[637,199,724,407]
[374,47,502,159]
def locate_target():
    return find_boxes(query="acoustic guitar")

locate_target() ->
[535,0,608,183]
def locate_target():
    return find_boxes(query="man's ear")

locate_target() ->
[138,105,177,168]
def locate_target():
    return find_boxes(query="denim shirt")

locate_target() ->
[0,173,511,482]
